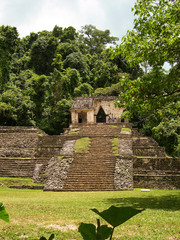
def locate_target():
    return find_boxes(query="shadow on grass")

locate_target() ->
[104,193,180,211]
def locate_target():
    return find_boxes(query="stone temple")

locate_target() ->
[0,96,179,191]
[70,96,124,124]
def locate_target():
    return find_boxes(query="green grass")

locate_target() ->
[111,138,119,155]
[74,137,91,153]
[0,178,44,187]
[121,128,131,132]
[0,187,179,239]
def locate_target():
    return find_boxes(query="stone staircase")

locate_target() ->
[0,124,179,191]
[63,136,116,191]
[76,123,122,136]
[46,123,174,191]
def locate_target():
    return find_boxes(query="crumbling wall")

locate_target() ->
[114,156,134,190]
[43,140,76,191]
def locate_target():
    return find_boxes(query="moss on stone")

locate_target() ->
[111,138,119,155]
[121,127,131,132]
[109,125,118,128]
[74,137,91,153]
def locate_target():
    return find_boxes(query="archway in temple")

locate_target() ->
[78,112,87,123]
[96,107,106,123]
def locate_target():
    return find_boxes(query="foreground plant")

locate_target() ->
[0,202,9,223]
[78,206,144,240]
[39,234,55,240]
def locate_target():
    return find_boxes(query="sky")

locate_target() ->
[0,0,136,41]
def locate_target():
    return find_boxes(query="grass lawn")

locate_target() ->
[0,187,180,239]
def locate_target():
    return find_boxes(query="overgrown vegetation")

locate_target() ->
[0,0,179,156]
[0,177,44,187]
[121,128,131,133]
[0,24,141,136]
[74,137,91,153]
[111,138,119,155]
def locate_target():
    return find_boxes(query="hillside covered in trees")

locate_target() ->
[0,0,179,157]
[0,24,142,131]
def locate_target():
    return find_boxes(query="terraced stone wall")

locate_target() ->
[133,157,180,189]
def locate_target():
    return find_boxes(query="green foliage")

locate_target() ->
[0,25,19,91]
[74,83,92,97]
[111,138,119,155]
[79,221,112,240]
[121,128,131,132]
[0,83,35,126]
[114,0,180,156]
[79,206,144,240]
[0,23,138,135]
[0,203,9,223]
[0,177,44,187]
[92,206,143,228]
[115,68,180,156]
[79,25,119,55]
[94,82,121,96]
[152,119,180,157]
[39,234,55,240]
[39,99,72,135]
[30,36,58,75]
[120,0,180,67]
[62,68,82,97]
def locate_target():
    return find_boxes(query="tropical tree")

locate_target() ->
[119,0,180,68]
[114,0,180,156]
[79,25,119,55]
[30,36,58,75]
[0,25,19,91]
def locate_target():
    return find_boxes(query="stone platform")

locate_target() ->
[0,124,179,191]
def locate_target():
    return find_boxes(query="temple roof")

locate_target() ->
[70,96,119,111]
[70,97,94,110]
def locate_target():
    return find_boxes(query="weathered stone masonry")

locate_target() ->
[0,124,179,191]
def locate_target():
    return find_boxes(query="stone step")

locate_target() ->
[63,186,115,191]
[68,165,115,169]
[134,170,180,175]
[63,184,114,188]
[0,127,44,134]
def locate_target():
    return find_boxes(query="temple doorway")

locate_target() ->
[96,107,106,123]
[78,112,87,123]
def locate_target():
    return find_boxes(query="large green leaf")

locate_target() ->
[78,223,97,240]
[97,224,113,240]
[91,206,144,227]
[48,234,55,240]
[39,234,55,240]
[0,202,9,223]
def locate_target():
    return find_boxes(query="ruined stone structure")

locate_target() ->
[0,97,179,191]
[70,96,124,124]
